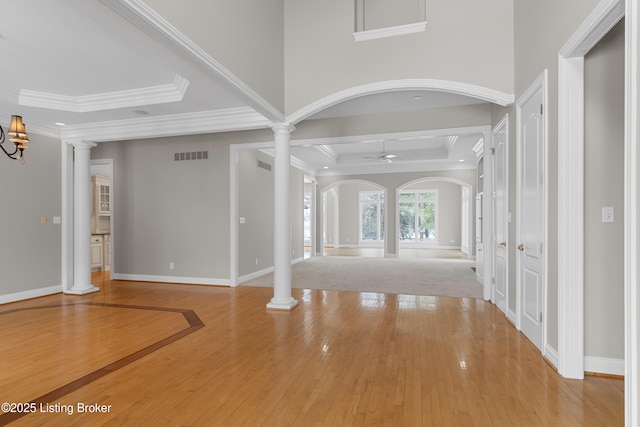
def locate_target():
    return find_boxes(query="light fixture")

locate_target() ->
[0,115,30,164]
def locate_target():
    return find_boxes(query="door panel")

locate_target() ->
[493,119,508,314]
[518,85,545,352]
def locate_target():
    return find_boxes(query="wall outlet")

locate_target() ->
[450,239,456,243]
[169,262,174,270]
[255,258,259,265]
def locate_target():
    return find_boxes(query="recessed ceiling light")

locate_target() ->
[412,95,422,100]
[459,159,465,162]
[323,166,329,169]
[55,122,65,126]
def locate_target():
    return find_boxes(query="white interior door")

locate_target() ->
[492,117,508,315]
[517,81,546,352]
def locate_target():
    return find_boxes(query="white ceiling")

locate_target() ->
[0,0,487,175]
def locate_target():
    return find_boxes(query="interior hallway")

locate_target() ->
[0,272,623,426]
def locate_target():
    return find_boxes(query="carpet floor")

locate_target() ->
[242,256,483,299]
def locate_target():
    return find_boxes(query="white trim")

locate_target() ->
[287,80,515,124]
[545,345,559,369]
[625,0,639,424]
[112,273,229,286]
[230,144,240,287]
[558,55,586,379]
[353,21,428,42]
[61,108,270,143]
[585,356,625,376]
[239,266,274,284]
[557,0,624,381]
[20,74,189,113]
[61,142,73,292]
[0,285,62,305]
[559,0,625,58]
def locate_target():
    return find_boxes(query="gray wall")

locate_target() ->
[92,133,233,281]
[237,148,305,278]
[0,134,61,297]
[584,20,625,360]
[144,0,285,112]
[514,0,602,352]
[285,0,514,114]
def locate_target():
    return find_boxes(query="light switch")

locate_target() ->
[53,216,61,224]
[41,216,47,224]
[239,217,246,224]
[602,207,615,223]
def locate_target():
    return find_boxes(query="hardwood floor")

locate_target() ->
[0,272,623,426]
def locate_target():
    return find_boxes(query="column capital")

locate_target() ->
[269,122,295,136]
[66,140,97,150]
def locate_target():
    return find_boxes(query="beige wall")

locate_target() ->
[584,20,625,360]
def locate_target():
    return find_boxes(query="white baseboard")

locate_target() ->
[112,273,229,286]
[507,308,517,325]
[239,266,273,284]
[584,356,625,376]
[0,284,63,305]
[545,344,559,368]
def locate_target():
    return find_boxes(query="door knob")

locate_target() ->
[518,244,525,251]
[499,242,507,247]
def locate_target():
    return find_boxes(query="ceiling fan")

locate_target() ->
[363,140,398,163]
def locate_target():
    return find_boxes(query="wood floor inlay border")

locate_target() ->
[0,302,204,426]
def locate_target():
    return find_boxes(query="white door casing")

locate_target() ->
[492,115,509,315]
[516,71,548,353]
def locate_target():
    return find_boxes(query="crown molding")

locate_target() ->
[60,107,270,143]
[287,79,515,124]
[101,0,285,123]
[19,74,189,112]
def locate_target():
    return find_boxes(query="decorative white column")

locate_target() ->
[66,141,100,295]
[267,123,298,310]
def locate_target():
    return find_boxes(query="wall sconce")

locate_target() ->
[0,115,30,164]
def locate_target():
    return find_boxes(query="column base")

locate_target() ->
[266,298,299,311]
[65,286,100,295]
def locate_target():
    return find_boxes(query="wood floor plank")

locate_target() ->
[0,272,624,426]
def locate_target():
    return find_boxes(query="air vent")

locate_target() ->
[257,160,272,172]
[174,151,209,161]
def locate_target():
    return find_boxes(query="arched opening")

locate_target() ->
[396,177,473,260]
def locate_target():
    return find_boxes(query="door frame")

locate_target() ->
[515,69,548,352]
[557,0,625,380]
[491,114,509,316]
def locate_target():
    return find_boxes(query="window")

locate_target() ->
[359,191,384,242]
[303,192,312,245]
[399,190,438,243]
